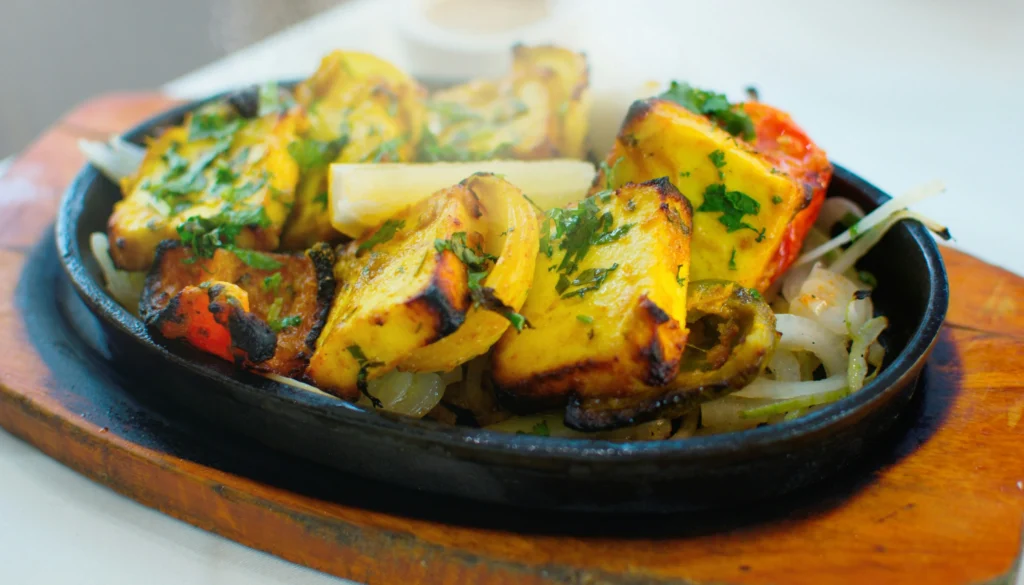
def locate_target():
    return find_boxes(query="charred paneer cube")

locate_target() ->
[282,51,427,249]
[594,96,806,291]
[491,178,692,404]
[307,182,486,399]
[109,103,301,271]
[141,241,335,376]
[422,45,590,162]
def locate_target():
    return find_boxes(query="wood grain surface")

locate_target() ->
[0,93,1021,585]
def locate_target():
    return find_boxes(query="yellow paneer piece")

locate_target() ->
[108,106,301,270]
[282,51,427,249]
[491,178,691,403]
[307,182,485,399]
[424,44,590,161]
[594,97,805,290]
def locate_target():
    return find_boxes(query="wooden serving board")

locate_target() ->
[1,94,1023,585]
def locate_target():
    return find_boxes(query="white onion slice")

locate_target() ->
[78,137,145,183]
[816,197,865,234]
[767,349,801,382]
[848,317,888,392]
[789,265,861,335]
[89,232,146,312]
[734,374,848,399]
[775,314,849,376]
[795,180,946,267]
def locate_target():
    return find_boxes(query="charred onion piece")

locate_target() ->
[565,280,777,431]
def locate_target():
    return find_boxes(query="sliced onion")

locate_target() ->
[845,293,873,335]
[358,370,444,418]
[740,387,849,419]
[795,180,946,267]
[789,264,861,335]
[848,316,888,392]
[781,260,815,302]
[775,314,849,376]
[828,210,947,275]
[734,374,848,399]
[671,410,700,439]
[816,197,865,234]
[700,396,777,432]
[89,232,146,312]
[78,137,145,183]
[768,349,801,382]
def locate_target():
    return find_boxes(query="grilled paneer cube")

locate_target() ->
[491,178,692,405]
[110,104,301,270]
[307,183,485,399]
[282,51,427,249]
[594,97,806,291]
[141,241,336,376]
[422,44,590,161]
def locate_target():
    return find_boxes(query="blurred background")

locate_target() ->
[0,0,344,158]
[0,0,1021,271]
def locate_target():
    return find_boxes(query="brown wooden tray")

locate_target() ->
[0,93,1022,585]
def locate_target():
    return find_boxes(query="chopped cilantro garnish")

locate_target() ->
[557,264,619,299]
[771,195,784,204]
[212,164,239,192]
[748,288,764,301]
[257,81,294,116]
[188,112,242,142]
[221,176,267,204]
[698,184,762,235]
[530,420,551,437]
[708,149,726,173]
[231,248,282,270]
[358,219,405,253]
[346,345,384,408]
[728,248,738,270]
[428,100,484,125]
[434,232,496,271]
[366,136,405,163]
[287,137,348,170]
[312,191,328,210]
[177,206,271,259]
[262,272,282,292]
[162,143,189,177]
[267,305,301,333]
[576,314,594,325]
[676,265,687,286]
[679,171,691,178]
[591,223,635,245]
[659,81,756,140]
[598,156,624,190]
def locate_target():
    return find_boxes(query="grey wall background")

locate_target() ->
[0,0,342,159]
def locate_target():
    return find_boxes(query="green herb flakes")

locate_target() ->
[262,272,282,292]
[659,81,756,141]
[358,219,405,253]
[346,344,384,408]
[698,184,762,235]
[728,248,738,271]
[288,137,348,170]
[576,314,594,325]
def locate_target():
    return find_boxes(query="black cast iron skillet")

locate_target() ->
[55,85,949,512]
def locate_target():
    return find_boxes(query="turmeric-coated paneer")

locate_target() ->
[307,182,486,399]
[594,96,806,291]
[492,178,692,403]
[109,103,301,271]
[422,44,590,161]
[282,51,427,249]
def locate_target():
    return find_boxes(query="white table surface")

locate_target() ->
[3,1,1023,583]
